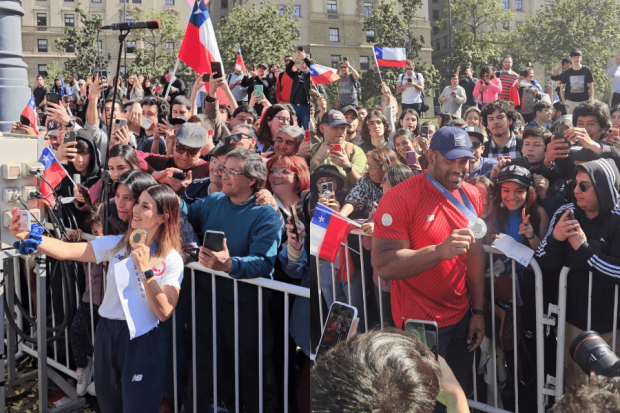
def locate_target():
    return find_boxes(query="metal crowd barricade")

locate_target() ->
[313,230,548,413]
[550,267,620,400]
[2,237,309,413]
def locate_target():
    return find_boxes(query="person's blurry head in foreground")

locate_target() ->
[550,377,620,413]
[311,328,441,412]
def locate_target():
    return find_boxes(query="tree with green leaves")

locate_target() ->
[437,0,514,84]
[216,2,300,72]
[55,7,110,79]
[513,0,620,100]
[127,8,185,81]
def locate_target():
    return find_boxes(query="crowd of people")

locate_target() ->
[11,45,620,413]
[308,50,620,413]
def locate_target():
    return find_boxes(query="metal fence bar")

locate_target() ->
[234,280,240,413]
[345,240,352,307]
[587,271,593,330]
[554,267,570,400]
[358,234,368,332]
[191,269,197,413]
[212,272,218,410]
[316,255,324,332]
[88,263,95,358]
[173,309,178,413]
[331,262,336,304]
[488,250,499,409]
[511,261,519,413]
[284,292,290,413]
[614,286,619,353]
[258,285,264,413]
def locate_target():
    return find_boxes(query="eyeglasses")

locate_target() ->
[406,67,414,70]
[273,115,291,124]
[483,75,490,79]
[175,144,201,157]
[234,115,255,124]
[221,168,249,179]
[226,133,250,144]
[382,177,388,182]
[340,66,347,69]
[471,142,483,150]
[270,168,293,176]
[210,157,226,167]
[577,182,591,192]
[368,164,382,171]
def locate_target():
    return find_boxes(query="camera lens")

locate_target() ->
[570,331,620,378]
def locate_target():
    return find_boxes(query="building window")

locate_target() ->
[545,1,550,8]
[279,5,285,15]
[503,0,509,9]
[66,43,74,53]
[366,29,375,43]
[363,2,373,16]
[166,0,174,4]
[360,56,369,70]
[327,0,337,14]
[293,5,300,17]
[132,0,141,3]
[65,14,74,27]
[38,39,48,52]
[165,42,174,50]
[220,0,227,7]
[38,65,47,76]
[443,36,448,50]
[331,55,341,68]
[126,41,136,53]
[432,10,439,20]
[120,66,127,74]
[37,13,47,28]
[92,0,101,3]
[433,26,440,35]
[516,0,522,10]
[65,0,74,3]
[329,28,339,42]
[503,22,510,30]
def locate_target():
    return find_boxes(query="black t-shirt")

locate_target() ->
[561,66,594,102]
[33,86,49,110]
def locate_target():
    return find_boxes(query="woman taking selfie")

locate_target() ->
[9,183,184,413]
[473,66,502,106]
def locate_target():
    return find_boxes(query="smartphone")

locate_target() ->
[99,70,108,80]
[114,118,127,129]
[609,128,619,139]
[14,210,32,233]
[554,124,569,142]
[288,205,300,242]
[64,94,77,103]
[73,174,81,185]
[343,57,348,61]
[403,319,439,360]
[303,130,311,143]
[172,171,187,180]
[297,46,303,52]
[519,70,525,77]
[203,230,225,252]
[64,131,77,144]
[420,126,429,138]
[567,209,575,221]
[141,117,153,130]
[202,73,210,82]
[254,85,263,97]
[211,62,223,79]
[329,143,342,154]
[316,302,358,358]
[405,151,417,166]
[320,182,333,198]
[19,115,31,127]
[46,93,60,105]
[510,156,530,170]
[76,183,92,208]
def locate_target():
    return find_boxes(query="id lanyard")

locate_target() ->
[425,171,477,221]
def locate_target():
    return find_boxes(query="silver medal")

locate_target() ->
[468,217,487,239]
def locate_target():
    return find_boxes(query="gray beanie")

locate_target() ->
[176,122,207,148]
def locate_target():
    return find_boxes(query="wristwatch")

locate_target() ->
[65,119,75,129]
[343,165,353,173]
[471,308,486,316]
[139,269,154,280]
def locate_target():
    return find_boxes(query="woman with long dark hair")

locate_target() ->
[9,183,183,413]
[473,66,502,106]
[256,104,294,153]
[84,144,142,205]
[359,109,395,153]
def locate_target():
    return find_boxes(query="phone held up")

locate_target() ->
[403,319,439,360]
[203,230,225,252]
[316,302,358,358]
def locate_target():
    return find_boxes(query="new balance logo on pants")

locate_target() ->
[131,374,143,382]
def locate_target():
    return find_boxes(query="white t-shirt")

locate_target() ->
[91,235,184,338]
[398,72,424,104]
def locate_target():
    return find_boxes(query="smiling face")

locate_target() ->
[274,132,298,156]
[108,156,133,182]
[576,115,607,141]
[268,159,297,196]
[366,155,385,184]
[503,58,513,72]
[114,184,136,222]
[475,182,493,219]
[132,191,163,232]
[268,110,291,138]
[208,154,226,185]
[500,182,527,211]
[466,111,481,127]
[394,135,414,159]
[428,151,469,190]
[611,110,620,129]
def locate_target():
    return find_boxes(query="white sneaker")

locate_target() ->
[76,357,93,396]
[86,381,96,396]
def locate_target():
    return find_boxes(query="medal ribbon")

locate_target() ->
[425,172,478,221]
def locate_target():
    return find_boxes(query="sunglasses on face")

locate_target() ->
[226,133,250,144]
[175,144,201,157]
[577,182,591,193]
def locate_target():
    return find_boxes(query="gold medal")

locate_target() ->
[129,229,148,248]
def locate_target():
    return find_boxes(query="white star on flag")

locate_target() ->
[42,155,51,164]
[318,215,325,223]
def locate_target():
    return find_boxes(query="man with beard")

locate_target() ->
[496,55,519,102]
[342,105,362,146]
[372,126,485,394]
[481,100,524,159]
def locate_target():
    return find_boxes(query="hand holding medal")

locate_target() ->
[130,229,148,248]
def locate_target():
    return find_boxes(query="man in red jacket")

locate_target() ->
[276,55,294,104]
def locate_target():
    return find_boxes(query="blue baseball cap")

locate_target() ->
[429,126,476,160]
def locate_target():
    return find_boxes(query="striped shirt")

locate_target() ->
[497,70,518,101]
[373,173,482,328]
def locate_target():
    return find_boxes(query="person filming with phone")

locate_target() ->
[372,127,486,396]
[186,149,281,412]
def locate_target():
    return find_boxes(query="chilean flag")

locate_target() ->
[309,64,340,85]
[373,47,407,68]
[178,0,229,104]
[22,97,39,134]
[235,44,246,73]
[310,204,356,263]
[38,147,67,207]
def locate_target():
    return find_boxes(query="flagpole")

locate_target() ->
[48,149,76,188]
[373,46,384,84]
[164,57,180,100]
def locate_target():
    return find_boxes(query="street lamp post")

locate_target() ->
[448,0,453,74]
